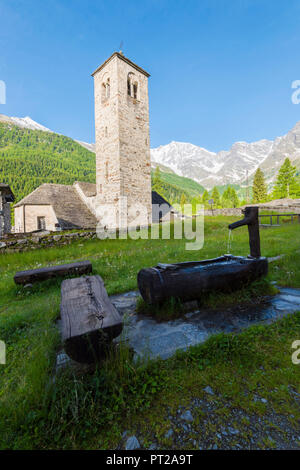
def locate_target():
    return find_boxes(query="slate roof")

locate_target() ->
[14,183,97,229]
[74,181,97,197]
[241,198,300,213]
[14,183,172,229]
[152,191,173,222]
[0,183,15,202]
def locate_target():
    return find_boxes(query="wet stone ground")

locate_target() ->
[111,287,300,360]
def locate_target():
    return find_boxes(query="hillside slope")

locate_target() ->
[0,122,203,204]
[0,122,96,202]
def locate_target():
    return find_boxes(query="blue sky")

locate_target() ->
[0,0,300,151]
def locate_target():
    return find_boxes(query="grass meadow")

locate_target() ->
[0,216,299,449]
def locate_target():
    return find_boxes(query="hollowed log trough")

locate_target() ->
[138,255,268,305]
[138,206,268,305]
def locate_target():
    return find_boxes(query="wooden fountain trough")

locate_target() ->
[138,207,268,305]
[138,255,268,305]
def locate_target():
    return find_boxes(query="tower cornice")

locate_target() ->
[91,52,150,78]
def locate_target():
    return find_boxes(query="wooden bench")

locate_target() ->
[60,275,123,363]
[14,260,92,285]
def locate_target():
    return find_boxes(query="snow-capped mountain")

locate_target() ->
[151,121,300,188]
[151,139,275,189]
[0,114,53,132]
[76,140,96,153]
[1,113,299,189]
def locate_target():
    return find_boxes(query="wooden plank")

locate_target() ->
[14,260,92,285]
[60,275,123,363]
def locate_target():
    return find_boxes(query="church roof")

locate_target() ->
[14,183,172,229]
[91,52,150,78]
[14,183,97,229]
[151,191,173,222]
[74,181,97,197]
[0,183,15,202]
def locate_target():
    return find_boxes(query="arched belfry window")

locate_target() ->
[127,73,138,100]
[105,78,110,98]
[133,82,138,99]
[127,76,131,96]
[102,75,110,102]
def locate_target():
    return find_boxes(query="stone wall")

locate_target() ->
[204,208,242,216]
[0,230,98,253]
[14,204,58,233]
[93,53,152,228]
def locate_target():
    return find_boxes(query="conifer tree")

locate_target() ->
[180,193,187,211]
[152,166,163,194]
[272,158,298,198]
[252,167,268,203]
[201,189,209,205]
[211,186,221,207]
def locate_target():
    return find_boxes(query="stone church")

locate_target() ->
[14,52,170,233]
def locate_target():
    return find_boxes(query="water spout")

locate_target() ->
[228,206,261,258]
[227,229,232,254]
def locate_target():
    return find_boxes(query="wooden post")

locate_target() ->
[228,206,261,258]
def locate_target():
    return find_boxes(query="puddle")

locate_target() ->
[111,287,300,360]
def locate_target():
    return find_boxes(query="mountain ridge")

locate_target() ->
[1,113,299,189]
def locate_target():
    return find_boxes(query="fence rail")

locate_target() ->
[258,213,300,226]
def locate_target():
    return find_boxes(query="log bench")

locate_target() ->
[14,260,92,285]
[60,275,123,363]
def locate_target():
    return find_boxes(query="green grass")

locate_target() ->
[0,216,299,449]
[137,296,185,321]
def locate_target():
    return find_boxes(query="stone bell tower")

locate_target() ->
[92,52,152,227]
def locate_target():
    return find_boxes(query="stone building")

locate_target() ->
[14,181,168,233]
[14,52,160,233]
[92,52,152,227]
[0,184,15,237]
[14,182,98,232]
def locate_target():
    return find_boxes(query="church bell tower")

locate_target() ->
[92,52,152,227]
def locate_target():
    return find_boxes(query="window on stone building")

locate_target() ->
[106,78,110,99]
[127,73,138,100]
[127,77,131,96]
[102,77,110,101]
[37,216,46,230]
[105,162,109,180]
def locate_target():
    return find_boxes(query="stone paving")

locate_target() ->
[56,286,300,370]
[111,287,300,360]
